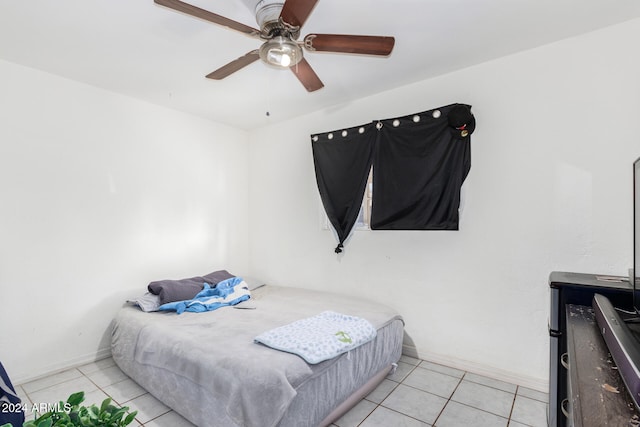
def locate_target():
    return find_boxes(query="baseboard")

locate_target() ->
[402,344,548,393]
[16,343,547,393]
[14,347,112,386]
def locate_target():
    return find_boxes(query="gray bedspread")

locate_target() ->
[111,285,403,427]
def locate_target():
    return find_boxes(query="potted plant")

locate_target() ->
[1,391,137,427]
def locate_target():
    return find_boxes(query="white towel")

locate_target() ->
[254,311,377,364]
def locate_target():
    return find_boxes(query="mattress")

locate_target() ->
[111,284,404,427]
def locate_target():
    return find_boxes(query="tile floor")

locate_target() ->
[14,355,548,427]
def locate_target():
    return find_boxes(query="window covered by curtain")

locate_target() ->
[311,103,474,252]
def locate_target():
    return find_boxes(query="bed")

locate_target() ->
[111,281,404,427]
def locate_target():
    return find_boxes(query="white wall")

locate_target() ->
[247,18,640,390]
[3,17,639,391]
[0,60,250,383]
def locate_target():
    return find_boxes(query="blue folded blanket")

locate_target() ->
[254,311,377,364]
[158,277,250,314]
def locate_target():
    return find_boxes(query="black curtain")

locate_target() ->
[371,104,471,230]
[311,123,377,253]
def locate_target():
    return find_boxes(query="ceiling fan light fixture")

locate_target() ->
[259,36,303,68]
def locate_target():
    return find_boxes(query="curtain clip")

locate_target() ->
[376,121,383,130]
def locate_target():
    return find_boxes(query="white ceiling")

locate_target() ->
[2,0,640,130]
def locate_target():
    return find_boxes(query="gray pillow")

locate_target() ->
[128,292,161,312]
[243,276,266,291]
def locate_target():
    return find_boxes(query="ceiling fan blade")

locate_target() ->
[303,34,395,56]
[206,50,260,80]
[290,57,324,92]
[154,0,260,37]
[279,0,318,29]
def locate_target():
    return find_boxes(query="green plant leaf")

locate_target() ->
[34,412,53,422]
[122,411,137,426]
[66,391,85,407]
[112,407,127,418]
[99,397,113,413]
[87,405,99,420]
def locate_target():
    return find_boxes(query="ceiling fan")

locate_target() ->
[154,0,395,92]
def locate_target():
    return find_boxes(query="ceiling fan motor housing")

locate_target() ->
[255,0,284,28]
